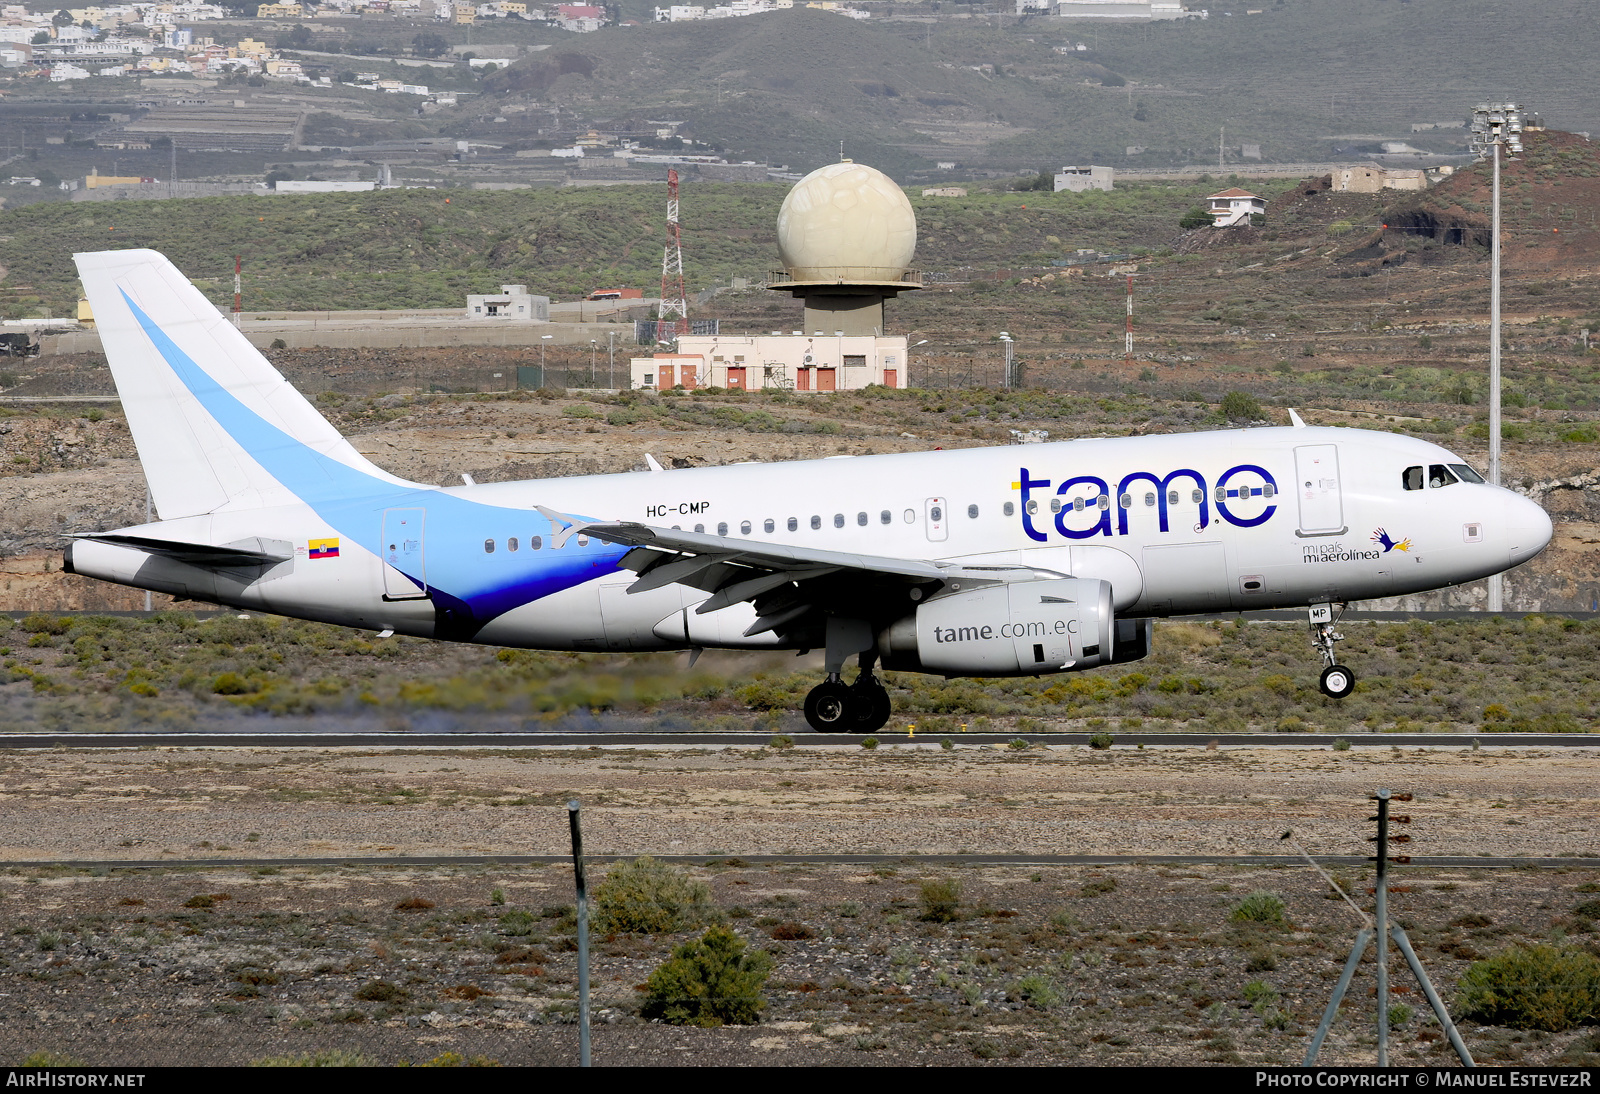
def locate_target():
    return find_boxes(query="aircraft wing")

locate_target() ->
[540,508,1055,641]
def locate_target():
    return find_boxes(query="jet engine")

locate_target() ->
[876,577,1117,676]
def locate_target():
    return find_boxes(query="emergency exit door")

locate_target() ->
[382,508,429,600]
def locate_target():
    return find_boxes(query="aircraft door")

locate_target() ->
[382,507,429,600]
[1293,444,1345,536]
[925,497,948,542]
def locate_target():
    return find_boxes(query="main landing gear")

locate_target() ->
[804,667,893,733]
[803,615,894,737]
[1310,601,1357,699]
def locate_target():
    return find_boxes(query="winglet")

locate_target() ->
[1288,409,1307,428]
[644,453,664,472]
[534,504,588,549]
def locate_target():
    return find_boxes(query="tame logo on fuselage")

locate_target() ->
[1014,464,1279,542]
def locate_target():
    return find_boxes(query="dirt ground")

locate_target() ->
[2,742,1600,1067]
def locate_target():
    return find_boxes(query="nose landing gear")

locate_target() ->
[1310,601,1356,699]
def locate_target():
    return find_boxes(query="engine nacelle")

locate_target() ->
[1107,617,1153,666]
[878,577,1115,677]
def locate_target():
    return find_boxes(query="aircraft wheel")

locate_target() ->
[1319,664,1356,699]
[804,680,855,733]
[850,681,893,733]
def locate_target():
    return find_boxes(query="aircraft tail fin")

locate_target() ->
[75,248,414,520]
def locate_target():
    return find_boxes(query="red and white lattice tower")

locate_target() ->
[657,169,688,343]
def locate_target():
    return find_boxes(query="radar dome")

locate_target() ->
[776,160,917,283]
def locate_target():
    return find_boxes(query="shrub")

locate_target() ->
[1220,391,1262,422]
[767,734,793,750]
[498,909,537,935]
[250,1051,374,1067]
[1012,973,1060,1008]
[767,921,815,940]
[1179,206,1211,230]
[1007,737,1030,751]
[861,736,879,750]
[919,878,963,922]
[394,896,434,911]
[592,856,714,935]
[639,925,773,1027]
[353,980,407,1003]
[20,1052,83,1067]
[1457,945,1600,1031]
[1230,891,1289,926]
[1080,878,1117,897]
[1332,738,1351,751]
[1088,733,1114,750]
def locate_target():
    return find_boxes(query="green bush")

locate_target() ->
[1229,891,1289,926]
[1179,206,1211,230]
[592,856,714,935]
[919,878,963,923]
[1088,732,1114,750]
[1220,391,1263,422]
[250,1051,374,1067]
[1457,945,1600,1031]
[1012,973,1060,1008]
[639,925,773,1027]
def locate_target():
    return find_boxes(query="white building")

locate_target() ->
[1054,164,1113,192]
[274,180,377,193]
[630,334,907,392]
[1055,1,1189,16]
[1206,187,1265,226]
[466,284,549,320]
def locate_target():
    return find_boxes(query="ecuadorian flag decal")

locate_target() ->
[309,538,340,560]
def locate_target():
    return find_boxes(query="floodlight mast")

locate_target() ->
[1470,103,1523,612]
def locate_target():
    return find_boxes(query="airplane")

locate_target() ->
[65,249,1554,733]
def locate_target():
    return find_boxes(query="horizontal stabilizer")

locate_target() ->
[66,532,293,568]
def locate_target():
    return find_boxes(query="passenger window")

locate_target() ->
[1120,494,1132,509]
[810,515,821,530]
[1263,483,1275,498]
[1049,498,1061,514]
[787,517,798,532]
[1144,492,1156,507]
[1097,495,1110,510]
[833,513,845,528]
[1403,466,1425,491]
[903,509,915,523]
[856,512,867,526]
[694,524,705,533]
[1073,497,1085,512]
[740,521,751,535]
[1026,499,1038,515]
[880,510,891,525]
[530,535,542,550]
[577,536,589,547]
[967,504,979,519]
[1429,464,1459,489]
[717,522,729,536]
[508,537,518,552]
[763,519,774,533]
[1003,501,1015,517]
[1167,490,1179,505]
[1215,487,1227,504]
[1191,489,1203,504]
[484,539,495,553]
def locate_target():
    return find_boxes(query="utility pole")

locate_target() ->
[232,255,242,328]
[607,329,616,389]
[1471,103,1523,612]
[1124,274,1134,367]
[1218,126,1224,172]
[1303,791,1473,1067]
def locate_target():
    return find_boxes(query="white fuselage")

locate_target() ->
[68,425,1552,656]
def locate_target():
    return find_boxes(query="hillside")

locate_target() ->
[0,177,1280,315]
[461,0,1600,176]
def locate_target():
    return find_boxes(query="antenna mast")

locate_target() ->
[658,169,688,344]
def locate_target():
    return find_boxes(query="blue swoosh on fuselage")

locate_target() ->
[122,290,627,622]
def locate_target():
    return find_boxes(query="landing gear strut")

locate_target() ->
[804,642,893,733]
[1310,601,1356,699]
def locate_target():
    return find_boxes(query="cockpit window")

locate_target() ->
[1402,466,1424,491]
[1429,464,1459,489]
[1450,463,1486,484]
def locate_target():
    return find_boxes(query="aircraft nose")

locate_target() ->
[1506,492,1553,567]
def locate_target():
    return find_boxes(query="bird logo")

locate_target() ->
[1371,528,1413,553]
